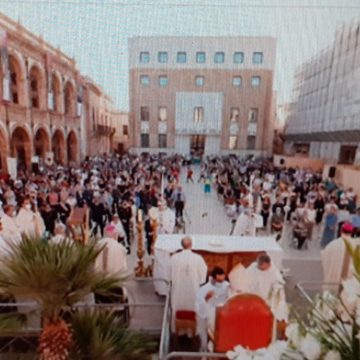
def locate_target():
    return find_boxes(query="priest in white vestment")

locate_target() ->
[170,236,207,331]
[195,267,229,350]
[232,208,257,236]
[49,223,67,244]
[246,253,288,322]
[321,222,360,283]
[16,197,45,238]
[0,204,22,245]
[149,199,175,234]
[95,224,128,277]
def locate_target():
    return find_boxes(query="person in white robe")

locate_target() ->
[228,262,250,295]
[321,222,360,283]
[246,253,288,322]
[232,208,257,236]
[195,267,229,350]
[95,224,128,277]
[16,196,45,238]
[149,199,175,235]
[0,204,22,245]
[170,236,207,333]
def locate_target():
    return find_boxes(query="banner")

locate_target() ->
[77,83,83,116]
[0,28,10,101]
[46,53,54,110]
[6,157,17,180]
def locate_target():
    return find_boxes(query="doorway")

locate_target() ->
[339,145,357,165]
[190,135,206,156]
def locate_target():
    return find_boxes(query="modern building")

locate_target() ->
[285,19,360,164]
[128,36,277,156]
[0,12,121,174]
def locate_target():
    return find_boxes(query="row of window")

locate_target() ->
[140,106,259,123]
[139,74,262,88]
[139,134,256,150]
[139,51,264,64]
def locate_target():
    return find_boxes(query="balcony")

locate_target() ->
[94,124,116,137]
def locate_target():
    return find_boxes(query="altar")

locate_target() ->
[154,234,283,295]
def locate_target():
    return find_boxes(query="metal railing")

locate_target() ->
[163,352,228,359]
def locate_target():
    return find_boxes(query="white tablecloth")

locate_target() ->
[154,234,283,295]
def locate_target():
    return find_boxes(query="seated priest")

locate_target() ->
[0,204,22,245]
[195,266,229,350]
[228,262,250,295]
[95,224,128,277]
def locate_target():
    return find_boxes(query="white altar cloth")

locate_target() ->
[154,234,283,295]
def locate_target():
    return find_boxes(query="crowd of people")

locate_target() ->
[0,152,359,350]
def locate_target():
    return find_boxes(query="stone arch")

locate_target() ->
[11,126,31,170]
[51,72,62,113]
[67,130,78,163]
[29,64,46,109]
[0,127,8,173]
[33,127,50,160]
[8,52,26,106]
[52,129,66,165]
[64,81,75,116]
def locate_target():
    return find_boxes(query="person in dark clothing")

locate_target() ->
[40,202,58,235]
[174,192,185,220]
[55,200,71,225]
[90,195,106,237]
[117,199,132,244]
[314,193,325,224]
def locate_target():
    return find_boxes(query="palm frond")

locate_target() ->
[69,310,155,360]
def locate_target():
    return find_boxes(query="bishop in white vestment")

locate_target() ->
[149,200,175,235]
[232,209,257,236]
[95,224,128,277]
[321,222,360,283]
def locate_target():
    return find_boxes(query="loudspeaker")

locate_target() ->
[280,158,285,165]
[328,166,336,178]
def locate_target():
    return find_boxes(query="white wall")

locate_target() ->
[175,135,190,155]
[175,92,223,135]
[204,136,221,155]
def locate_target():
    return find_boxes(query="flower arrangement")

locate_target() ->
[227,239,360,360]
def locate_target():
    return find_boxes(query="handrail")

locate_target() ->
[295,281,340,305]
[157,278,171,359]
[163,352,228,359]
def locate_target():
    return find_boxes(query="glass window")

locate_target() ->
[159,75,168,87]
[195,76,204,87]
[196,52,206,63]
[214,52,225,63]
[123,125,129,135]
[230,108,240,122]
[158,106,167,121]
[140,52,150,63]
[248,108,258,123]
[158,51,168,63]
[158,134,167,148]
[253,52,263,64]
[247,135,256,150]
[177,52,187,63]
[229,136,238,150]
[140,106,149,121]
[141,134,149,148]
[232,76,242,87]
[251,76,261,87]
[194,107,204,123]
[140,75,150,86]
[234,52,244,64]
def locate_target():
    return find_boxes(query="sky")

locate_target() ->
[0,0,359,111]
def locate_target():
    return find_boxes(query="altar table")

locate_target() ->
[153,234,283,295]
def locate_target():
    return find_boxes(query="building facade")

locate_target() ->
[129,36,277,156]
[0,12,122,174]
[285,19,360,164]
[111,111,130,154]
